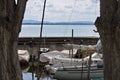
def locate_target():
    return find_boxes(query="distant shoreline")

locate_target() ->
[22,20,94,25]
[22,23,94,25]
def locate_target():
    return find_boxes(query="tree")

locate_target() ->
[95,0,120,80]
[0,0,27,80]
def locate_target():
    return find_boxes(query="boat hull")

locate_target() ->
[53,68,103,80]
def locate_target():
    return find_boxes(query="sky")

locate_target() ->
[24,0,100,22]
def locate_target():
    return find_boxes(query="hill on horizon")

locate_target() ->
[22,20,94,25]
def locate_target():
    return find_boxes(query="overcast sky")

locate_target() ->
[24,0,100,22]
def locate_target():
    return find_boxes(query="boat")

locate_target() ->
[18,50,30,66]
[42,52,103,80]
[51,39,103,80]
[41,31,103,79]
[41,49,102,67]
[42,40,103,80]
[40,49,81,67]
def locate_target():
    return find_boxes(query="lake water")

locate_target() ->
[19,25,99,37]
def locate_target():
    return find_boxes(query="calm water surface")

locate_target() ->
[19,25,99,37]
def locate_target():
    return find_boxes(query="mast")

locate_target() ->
[38,0,47,60]
[37,0,47,80]
[72,29,74,58]
[71,29,74,65]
